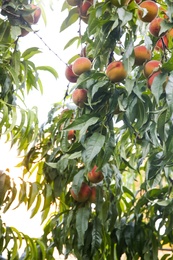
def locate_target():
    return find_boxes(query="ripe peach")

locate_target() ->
[110,0,130,7]
[78,0,93,23]
[68,130,75,141]
[72,57,92,76]
[87,165,104,184]
[155,35,168,51]
[89,186,97,203]
[143,60,161,78]
[134,46,151,66]
[70,182,91,202]
[149,17,164,37]
[72,88,87,108]
[106,61,127,83]
[137,1,158,23]
[66,0,80,6]
[23,4,41,25]
[19,28,30,37]
[147,71,161,88]
[65,64,78,83]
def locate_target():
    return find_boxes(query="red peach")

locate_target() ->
[87,165,104,184]
[106,61,127,82]
[70,182,91,202]
[137,1,158,23]
[134,46,151,66]
[149,17,164,37]
[65,64,78,83]
[72,57,92,76]
[147,71,161,88]
[155,35,168,51]
[143,60,161,78]
[72,89,87,108]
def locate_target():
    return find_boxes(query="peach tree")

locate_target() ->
[1,0,173,259]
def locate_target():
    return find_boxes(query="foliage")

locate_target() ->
[1,0,173,259]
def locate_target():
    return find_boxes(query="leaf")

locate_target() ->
[36,66,59,79]
[22,47,42,60]
[64,36,80,50]
[30,194,41,218]
[91,217,102,254]
[117,8,133,26]
[60,8,79,32]
[82,132,105,166]
[166,75,173,113]
[76,207,90,247]
[71,169,85,195]
[151,73,168,103]
[28,182,40,210]
[42,184,53,211]
[5,65,20,88]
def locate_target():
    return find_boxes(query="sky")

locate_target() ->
[0,1,80,257]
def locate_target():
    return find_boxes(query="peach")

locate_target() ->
[87,165,104,184]
[149,17,164,37]
[106,61,127,83]
[137,1,158,23]
[72,57,92,76]
[66,0,81,6]
[68,130,75,141]
[155,35,168,51]
[143,60,161,78]
[147,71,161,88]
[78,0,93,23]
[23,4,41,25]
[110,0,130,7]
[65,64,78,83]
[134,46,151,66]
[70,182,91,202]
[72,88,87,108]
[89,186,97,203]
[19,28,30,37]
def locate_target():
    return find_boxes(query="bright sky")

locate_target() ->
[0,1,80,258]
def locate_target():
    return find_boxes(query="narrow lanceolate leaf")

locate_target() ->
[30,194,41,218]
[5,65,20,88]
[3,183,17,213]
[36,66,59,79]
[64,36,80,50]
[91,218,102,255]
[28,182,40,210]
[82,132,105,166]
[22,47,42,60]
[10,229,18,260]
[60,8,79,32]
[76,207,90,247]
[4,106,17,134]
[42,184,53,211]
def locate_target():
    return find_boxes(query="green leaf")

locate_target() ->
[30,194,41,218]
[64,36,80,50]
[60,8,79,32]
[5,65,20,88]
[36,65,59,79]
[22,47,42,60]
[151,73,167,103]
[82,132,105,166]
[166,75,173,113]
[91,218,102,255]
[42,184,53,211]
[76,207,90,247]
[28,182,40,210]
